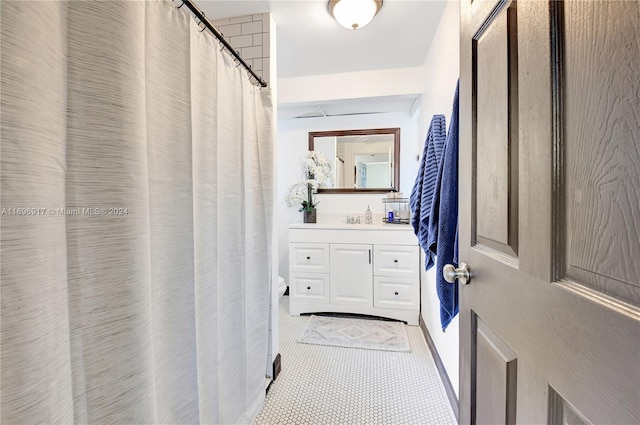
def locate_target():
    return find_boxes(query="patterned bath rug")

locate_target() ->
[297,315,411,352]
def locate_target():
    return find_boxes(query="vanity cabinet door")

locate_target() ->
[373,245,419,277]
[289,242,330,273]
[290,272,329,303]
[330,244,373,307]
[374,276,419,310]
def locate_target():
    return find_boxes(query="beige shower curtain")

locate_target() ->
[0,1,273,423]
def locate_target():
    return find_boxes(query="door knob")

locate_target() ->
[443,262,470,285]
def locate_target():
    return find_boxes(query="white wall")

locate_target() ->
[277,112,420,280]
[419,2,461,135]
[418,0,461,398]
[279,67,423,105]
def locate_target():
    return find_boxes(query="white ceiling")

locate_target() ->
[197,0,448,116]
[278,94,421,119]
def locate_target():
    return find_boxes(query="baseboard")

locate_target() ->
[419,315,459,422]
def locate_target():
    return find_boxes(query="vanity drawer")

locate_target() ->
[290,273,329,302]
[374,276,419,310]
[290,243,330,273]
[374,245,419,277]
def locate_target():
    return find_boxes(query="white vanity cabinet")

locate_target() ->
[288,224,420,325]
[373,244,420,312]
[289,242,330,303]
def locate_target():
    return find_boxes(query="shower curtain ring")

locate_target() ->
[196,11,206,27]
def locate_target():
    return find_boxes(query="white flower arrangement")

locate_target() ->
[285,151,333,212]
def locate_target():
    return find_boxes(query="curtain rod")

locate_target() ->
[178,0,268,88]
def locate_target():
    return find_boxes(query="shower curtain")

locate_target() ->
[0,1,273,424]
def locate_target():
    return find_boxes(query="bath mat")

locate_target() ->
[297,315,411,352]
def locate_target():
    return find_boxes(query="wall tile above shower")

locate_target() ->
[212,13,271,83]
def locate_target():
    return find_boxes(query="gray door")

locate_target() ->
[459,1,639,423]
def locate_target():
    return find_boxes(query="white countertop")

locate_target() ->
[288,222,418,248]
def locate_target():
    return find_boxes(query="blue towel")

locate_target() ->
[428,81,460,331]
[409,115,447,270]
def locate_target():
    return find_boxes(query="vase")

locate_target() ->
[303,209,317,223]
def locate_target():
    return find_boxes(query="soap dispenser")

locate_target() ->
[365,205,373,225]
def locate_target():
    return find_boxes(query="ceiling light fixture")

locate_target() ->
[328,0,383,30]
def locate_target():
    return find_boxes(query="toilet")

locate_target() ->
[277,276,287,298]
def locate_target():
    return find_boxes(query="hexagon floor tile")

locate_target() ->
[254,297,456,425]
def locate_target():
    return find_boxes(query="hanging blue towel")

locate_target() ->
[409,114,447,270]
[428,81,460,331]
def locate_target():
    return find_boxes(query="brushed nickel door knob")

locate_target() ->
[443,262,470,285]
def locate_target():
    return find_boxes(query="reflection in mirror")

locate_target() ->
[309,128,400,193]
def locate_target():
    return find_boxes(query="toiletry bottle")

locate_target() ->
[365,205,372,224]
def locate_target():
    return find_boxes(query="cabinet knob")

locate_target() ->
[306,256,311,260]
[307,286,311,290]
[394,291,399,296]
[393,259,398,263]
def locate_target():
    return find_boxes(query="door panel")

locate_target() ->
[473,4,518,258]
[548,386,591,425]
[460,1,640,424]
[476,11,509,247]
[562,0,640,306]
[472,314,517,425]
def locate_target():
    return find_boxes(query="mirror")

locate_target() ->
[308,128,400,193]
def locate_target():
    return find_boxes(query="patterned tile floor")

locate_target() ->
[254,297,457,425]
